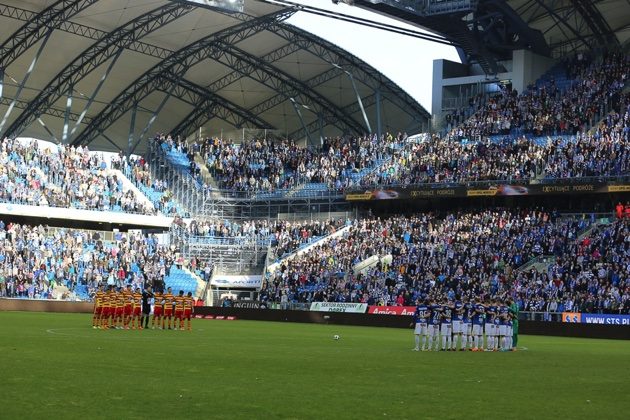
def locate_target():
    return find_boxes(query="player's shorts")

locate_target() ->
[174,310,184,319]
[440,323,452,336]
[464,322,472,335]
[429,324,440,337]
[498,325,507,336]
[101,307,111,317]
[124,306,133,316]
[164,309,173,317]
[414,322,428,335]
[452,320,462,334]
[133,307,141,316]
[94,306,101,315]
[153,306,163,316]
[115,307,124,316]
[472,323,482,335]
[485,323,496,336]
[183,309,192,319]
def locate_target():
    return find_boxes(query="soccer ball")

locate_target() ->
[333,334,340,340]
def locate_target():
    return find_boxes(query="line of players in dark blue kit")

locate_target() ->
[412,296,517,352]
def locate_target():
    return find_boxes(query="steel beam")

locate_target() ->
[0,97,92,124]
[210,41,365,135]
[159,76,274,139]
[0,30,53,134]
[128,103,137,158]
[289,92,380,140]
[37,117,58,143]
[345,70,371,134]
[1,3,194,140]
[530,0,593,50]
[68,48,124,141]
[0,3,174,60]
[130,72,185,154]
[0,0,99,69]
[170,102,218,139]
[375,88,382,140]
[61,84,73,144]
[74,9,353,147]
[290,98,313,146]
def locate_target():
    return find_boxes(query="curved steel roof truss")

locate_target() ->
[73,8,374,146]
[0,1,430,150]
[1,2,195,140]
[0,0,99,69]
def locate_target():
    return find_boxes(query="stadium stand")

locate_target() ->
[259,209,630,314]
[0,221,201,300]
[0,0,627,322]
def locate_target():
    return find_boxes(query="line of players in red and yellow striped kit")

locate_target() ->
[91,285,194,330]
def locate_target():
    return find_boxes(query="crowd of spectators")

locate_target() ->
[259,209,630,314]
[356,92,630,186]
[172,216,347,259]
[0,138,155,214]
[447,52,628,139]
[0,220,177,300]
[112,152,179,215]
[199,133,408,192]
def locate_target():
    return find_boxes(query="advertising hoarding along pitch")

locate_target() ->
[310,302,368,313]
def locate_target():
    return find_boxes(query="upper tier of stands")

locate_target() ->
[0,52,626,217]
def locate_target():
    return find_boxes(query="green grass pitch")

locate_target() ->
[1,312,629,419]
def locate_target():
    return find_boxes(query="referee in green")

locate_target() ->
[508,297,519,350]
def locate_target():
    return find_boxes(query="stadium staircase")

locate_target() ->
[111,169,155,212]
[170,224,269,276]
[266,224,352,273]
[192,151,219,190]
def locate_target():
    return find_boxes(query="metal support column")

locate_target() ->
[290,97,313,146]
[130,72,183,154]
[128,103,137,158]
[69,48,123,141]
[346,71,371,134]
[0,29,52,134]
[0,68,3,100]
[318,113,324,147]
[375,88,382,140]
[61,84,73,144]
[37,117,58,142]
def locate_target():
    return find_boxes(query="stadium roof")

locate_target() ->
[509,0,630,55]
[352,0,628,75]
[0,0,430,154]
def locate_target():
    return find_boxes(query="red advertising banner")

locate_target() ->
[368,306,416,316]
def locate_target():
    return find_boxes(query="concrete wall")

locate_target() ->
[511,49,555,95]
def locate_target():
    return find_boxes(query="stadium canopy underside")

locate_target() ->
[508,0,630,56]
[0,0,430,154]
[354,0,628,75]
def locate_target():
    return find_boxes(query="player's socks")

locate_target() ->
[460,335,467,350]
[414,335,420,350]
